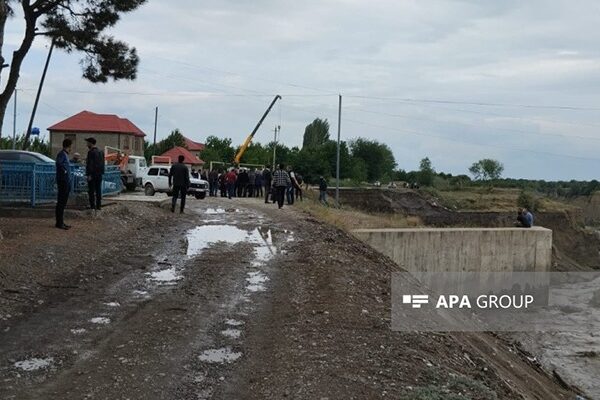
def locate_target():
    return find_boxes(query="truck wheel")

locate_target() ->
[144,184,155,196]
[195,192,206,200]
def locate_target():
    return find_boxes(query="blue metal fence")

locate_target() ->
[0,161,122,207]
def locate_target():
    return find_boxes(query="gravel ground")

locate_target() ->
[0,198,579,399]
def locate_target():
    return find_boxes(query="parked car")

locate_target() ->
[0,150,55,164]
[142,165,208,199]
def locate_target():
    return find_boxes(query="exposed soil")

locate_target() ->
[0,198,581,399]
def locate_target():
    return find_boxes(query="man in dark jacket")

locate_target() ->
[262,166,272,203]
[169,155,190,213]
[319,176,329,206]
[85,137,104,213]
[208,168,219,197]
[55,138,72,230]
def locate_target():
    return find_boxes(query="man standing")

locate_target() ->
[319,176,329,206]
[85,137,104,214]
[286,166,300,205]
[169,155,190,213]
[247,168,256,197]
[262,166,272,204]
[208,168,219,197]
[55,139,72,230]
[225,168,237,199]
[255,168,263,198]
[272,163,291,209]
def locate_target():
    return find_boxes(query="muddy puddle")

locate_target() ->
[14,357,54,372]
[185,225,290,261]
[198,347,242,363]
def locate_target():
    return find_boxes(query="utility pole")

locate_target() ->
[24,38,55,150]
[336,94,342,207]
[12,88,17,149]
[272,125,280,170]
[153,106,158,152]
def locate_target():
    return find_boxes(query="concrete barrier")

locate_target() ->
[352,227,552,273]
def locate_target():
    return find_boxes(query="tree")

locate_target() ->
[302,118,330,149]
[469,159,504,181]
[200,135,235,164]
[145,129,186,161]
[349,138,396,182]
[418,157,435,186]
[0,0,146,144]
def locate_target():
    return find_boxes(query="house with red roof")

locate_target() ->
[182,136,205,160]
[48,111,146,159]
[159,146,204,167]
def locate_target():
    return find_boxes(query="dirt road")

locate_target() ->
[0,198,580,399]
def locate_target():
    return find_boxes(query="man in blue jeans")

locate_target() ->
[169,155,190,213]
[55,138,73,230]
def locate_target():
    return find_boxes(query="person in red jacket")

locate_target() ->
[225,168,237,199]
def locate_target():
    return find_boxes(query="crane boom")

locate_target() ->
[234,95,281,165]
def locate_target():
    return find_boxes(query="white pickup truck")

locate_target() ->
[142,165,208,199]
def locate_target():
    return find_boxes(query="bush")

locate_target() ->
[517,191,538,211]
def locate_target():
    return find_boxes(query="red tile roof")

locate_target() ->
[48,111,146,137]
[160,146,204,165]
[184,136,205,151]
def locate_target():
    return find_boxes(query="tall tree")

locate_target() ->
[200,135,235,164]
[469,159,504,181]
[145,129,186,161]
[418,157,435,186]
[0,0,146,144]
[302,118,330,149]
[349,138,396,182]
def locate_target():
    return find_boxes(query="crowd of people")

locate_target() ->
[54,136,333,229]
[203,163,309,209]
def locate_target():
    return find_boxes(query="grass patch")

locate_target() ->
[295,190,421,231]
[427,187,575,212]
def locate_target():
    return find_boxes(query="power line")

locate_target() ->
[348,106,600,142]
[345,95,600,112]
[343,117,600,162]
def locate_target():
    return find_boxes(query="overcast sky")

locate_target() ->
[3,0,600,180]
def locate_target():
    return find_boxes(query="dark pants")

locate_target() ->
[56,180,70,226]
[227,182,235,199]
[264,181,272,203]
[171,185,187,212]
[88,175,102,210]
[295,186,303,201]
[286,186,294,205]
[245,184,254,197]
[255,184,263,197]
[237,184,245,198]
[275,186,286,208]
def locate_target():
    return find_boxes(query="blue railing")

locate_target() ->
[0,161,122,207]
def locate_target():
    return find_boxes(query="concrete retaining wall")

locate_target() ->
[352,227,552,273]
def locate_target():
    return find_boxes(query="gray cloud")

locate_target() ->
[3,0,600,180]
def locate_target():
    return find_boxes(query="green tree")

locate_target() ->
[0,1,146,144]
[0,133,49,156]
[469,159,504,181]
[349,138,396,182]
[200,135,235,164]
[145,129,186,161]
[302,118,330,149]
[418,157,435,186]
